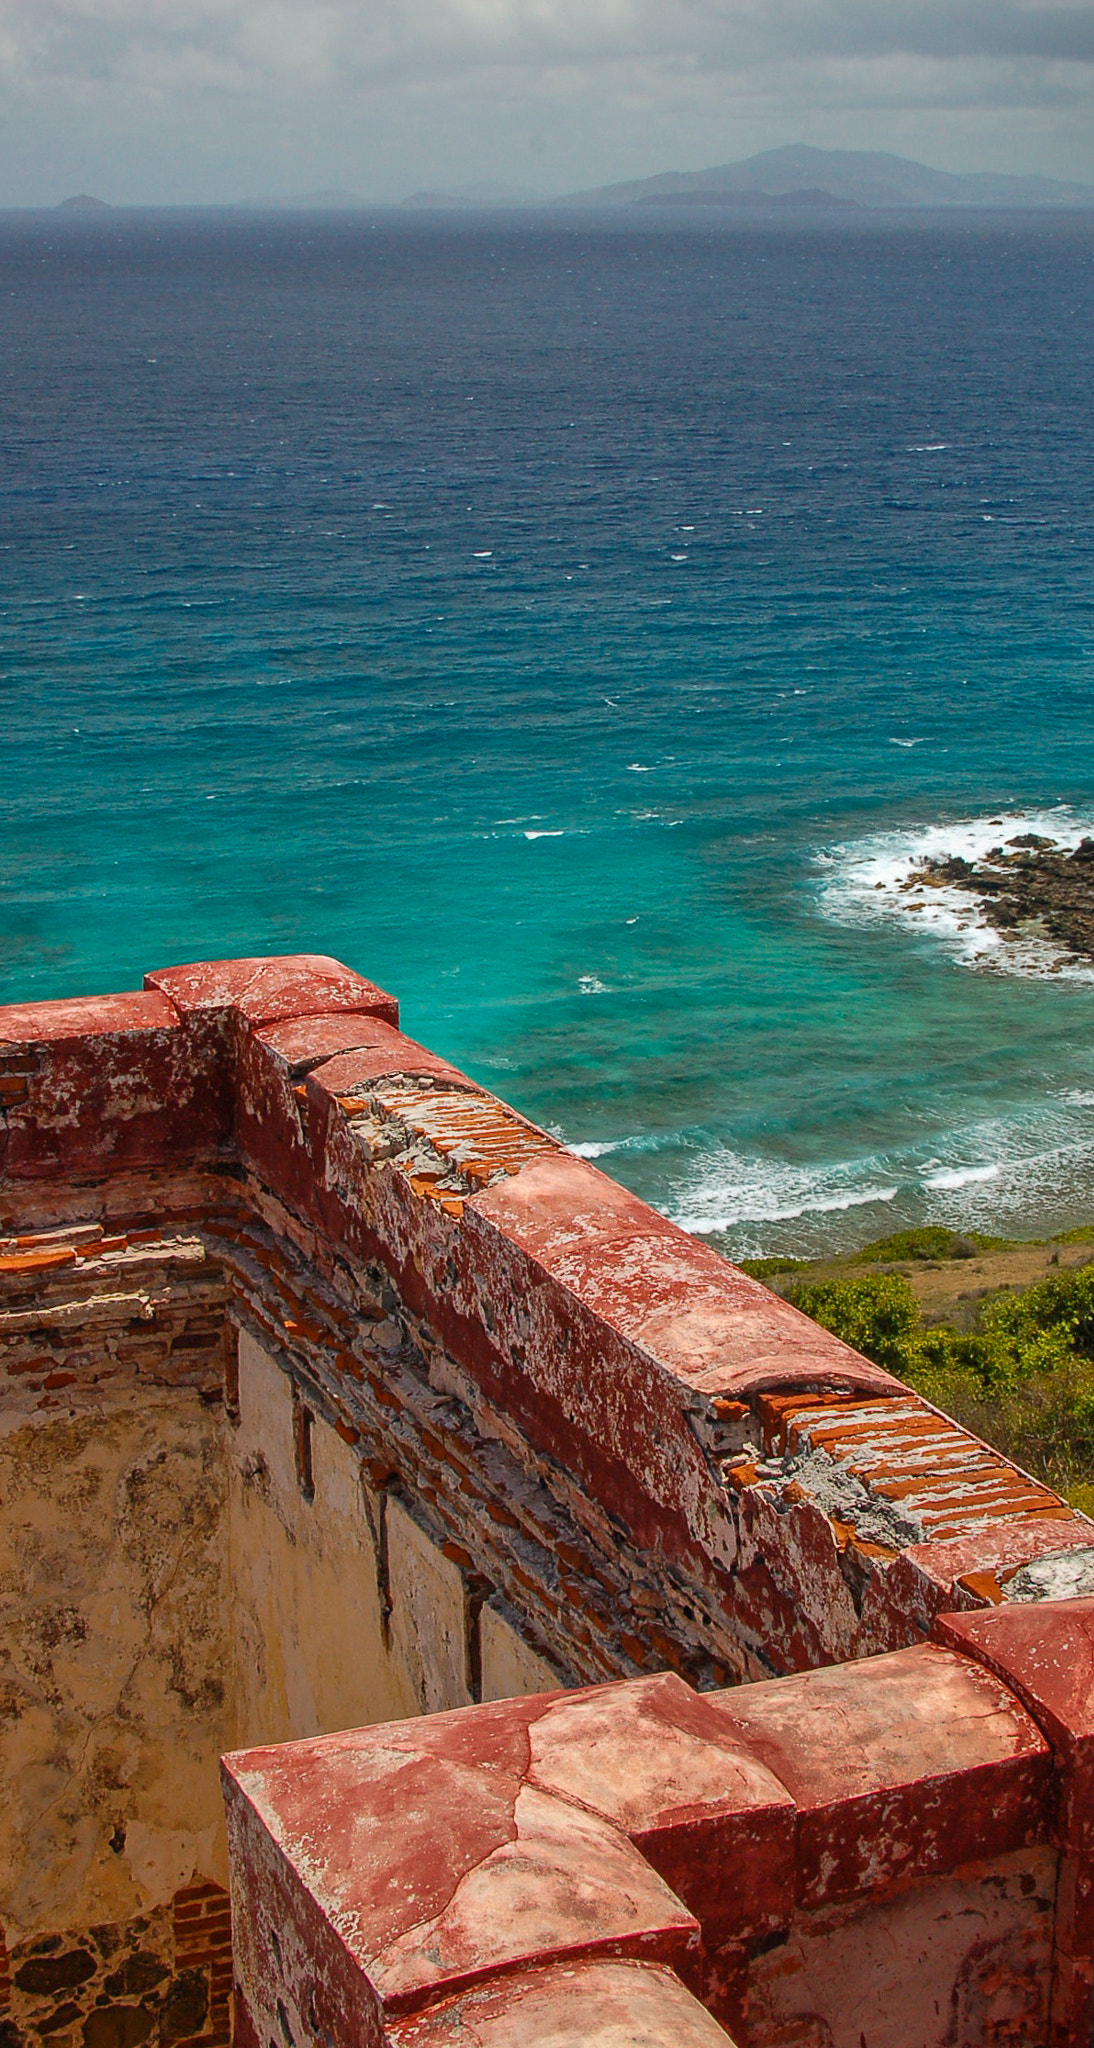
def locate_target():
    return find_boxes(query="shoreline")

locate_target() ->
[740,1219,1094,1324]
[911,831,1094,969]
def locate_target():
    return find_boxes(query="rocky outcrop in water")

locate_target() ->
[912,834,1094,963]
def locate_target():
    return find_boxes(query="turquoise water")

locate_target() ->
[4,206,1094,1254]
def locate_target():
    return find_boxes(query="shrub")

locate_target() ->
[852,1224,1007,1264]
[980,1261,1094,1370]
[789,1275,919,1373]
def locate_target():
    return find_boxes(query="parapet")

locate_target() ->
[224,1600,1094,2046]
[4,955,1094,2047]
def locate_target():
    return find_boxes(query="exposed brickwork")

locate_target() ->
[171,1886,232,2048]
[6,955,1094,2048]
[0,1229,229,1414]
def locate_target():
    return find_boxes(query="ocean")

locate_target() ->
[4,204,1094,1258]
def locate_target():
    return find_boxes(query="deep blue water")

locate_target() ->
[4,206,1094,1254]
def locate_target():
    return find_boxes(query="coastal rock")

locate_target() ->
[914,838,1094,964]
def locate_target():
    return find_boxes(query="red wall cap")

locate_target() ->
[470,1152,902,1402]
[935,1595,1094,1852]
[708,1639,1052,1904]
[145,954,398,1029]
[385,1959,738,2048]
[255,1014,465,1080]
[0,989,177,1044]
[0,987,227,1184]
[222,1689,702,2022]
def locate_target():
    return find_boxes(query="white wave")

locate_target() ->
[816,805,1094,984]
[554,1079,1094,1255]
[524,829,564,839]
[674,1179,900,1236]
[578,975,608,994]
[664,1091,1094,1252]
[567,1129,691,1162]
[922,1163,1000,1191]
[668,1139,904,1237]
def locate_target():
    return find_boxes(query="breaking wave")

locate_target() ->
[815,805,1094,982]
[658,1094,1094,1255]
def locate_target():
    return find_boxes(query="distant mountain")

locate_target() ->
[57,193,111,211]
[402,182,544,208]
[235,150,1094,218]
[568,146,1094,210]
[637,186,860,211]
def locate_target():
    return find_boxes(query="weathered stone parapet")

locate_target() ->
[6,955,1094,2047]
[223,1602,1085,2046]
[4,953,1089,1689]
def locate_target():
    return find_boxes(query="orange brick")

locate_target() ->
[0,1247,76,1274]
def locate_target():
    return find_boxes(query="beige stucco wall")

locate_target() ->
[228,1332,563,1740]
[0,1388,230,1941]
[480,1597,562,1703]
[1,1325,565,1950]
[229,1331,422,1744]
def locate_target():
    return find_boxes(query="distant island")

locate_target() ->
[566,144,1094,212]
[402,182,543,209]
[392,145,1094,213]
[636,185,860,211]
[40,149,1094,218]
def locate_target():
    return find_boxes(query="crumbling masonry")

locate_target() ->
[4,956,1094,2047]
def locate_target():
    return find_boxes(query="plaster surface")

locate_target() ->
[0,1386,229,1940]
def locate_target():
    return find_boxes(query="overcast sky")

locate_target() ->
[1,0,1093,206]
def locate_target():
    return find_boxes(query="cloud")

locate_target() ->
[3,0,1093,97]
[0,0,1092,200]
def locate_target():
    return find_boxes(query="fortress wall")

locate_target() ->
[0,1265,236,2048]
[224,1620,1078,2048]
[0,1276,567,2048]
[5,955,1094,2046]
[5,955,1090,1692]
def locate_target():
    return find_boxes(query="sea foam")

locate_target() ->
[816,806,1094,983]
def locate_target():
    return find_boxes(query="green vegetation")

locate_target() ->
[787,1262,1094,1502]
[737,1255,813,1279]
[738,1224,1007,1282]
[850,1224,1009,1263]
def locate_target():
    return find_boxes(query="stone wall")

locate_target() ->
[227,1328,558,1743]
[225,1609,1094,2048]
[5,954,1094,2048]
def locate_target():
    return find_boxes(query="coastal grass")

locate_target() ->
[740,1237,1094,1505]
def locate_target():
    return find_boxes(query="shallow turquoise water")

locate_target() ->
[4,206,1094,1253]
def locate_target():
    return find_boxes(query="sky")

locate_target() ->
[1,0,1093,206]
